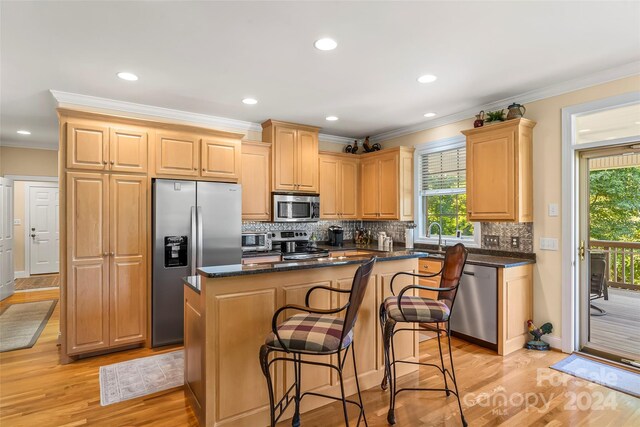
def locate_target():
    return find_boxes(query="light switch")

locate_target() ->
[13,219,21,225]
[540,237,559,251]
[548,203,559,217]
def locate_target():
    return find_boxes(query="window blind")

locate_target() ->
[420,147,466,193]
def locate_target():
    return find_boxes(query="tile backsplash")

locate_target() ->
[243,220,534,253]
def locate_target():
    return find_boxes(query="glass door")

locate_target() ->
[577,145,640,366]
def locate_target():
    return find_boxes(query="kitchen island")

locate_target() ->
[183,251,423,427]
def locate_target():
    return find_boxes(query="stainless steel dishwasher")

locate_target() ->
[450,264,498,349]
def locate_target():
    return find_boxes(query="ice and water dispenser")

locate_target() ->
[164,236,188,267]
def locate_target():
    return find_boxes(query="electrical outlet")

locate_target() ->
[484,235,500,247]
[548,203,559,217]
[13,219,21,225]
[540,237,559,251]
[511,236,520,249]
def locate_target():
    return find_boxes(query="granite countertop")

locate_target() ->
[183,275,201,294]
[197,249,426,278]
[316,242,535,268]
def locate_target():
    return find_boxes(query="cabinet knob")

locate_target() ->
[193,167,197,170]
[103,252,108,257]
[110,161,114,165]
[110,252,115,256]
[202,168,205,171]
[102,161,107,165]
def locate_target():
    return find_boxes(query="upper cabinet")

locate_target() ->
[319,153,358,219]
[262,120,319,193]
[201,135,241,181]
[241,141,271,221]
[462,118,535,222]
[154,132,200,177]
[67,122,148,173]
[360,147,414,221]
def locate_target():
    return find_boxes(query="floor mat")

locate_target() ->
[0,299,57,352]
[551,353,640,398]
[99,350,184,406]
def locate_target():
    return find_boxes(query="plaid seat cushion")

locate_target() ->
[265,313,352,353]
[383,296,450,323]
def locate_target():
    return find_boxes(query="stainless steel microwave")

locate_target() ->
[272,193,320,222]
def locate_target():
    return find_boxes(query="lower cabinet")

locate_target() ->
[66,172,147,355]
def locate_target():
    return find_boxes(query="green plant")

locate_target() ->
[485,110,505,122]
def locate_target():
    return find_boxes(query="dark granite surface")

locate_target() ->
[183,275,201,294]
[316,242,535,268]
[197,250,426,278]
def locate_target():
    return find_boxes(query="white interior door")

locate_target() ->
[0,177,15,300]
[28,185,59,275]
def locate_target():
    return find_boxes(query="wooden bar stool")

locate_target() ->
[379,244,469,426]
[259,258,376,427]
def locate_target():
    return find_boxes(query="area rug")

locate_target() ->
[551,353,640,398]
[99,350,184,406]
[0,299,57,352]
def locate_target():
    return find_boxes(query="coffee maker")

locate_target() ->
[328,225,344,247]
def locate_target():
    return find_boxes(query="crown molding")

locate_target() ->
[0,140,58,150]
[370,61,640,143]
[49,90,356,144]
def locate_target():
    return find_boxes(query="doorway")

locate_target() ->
[577,145,640,363]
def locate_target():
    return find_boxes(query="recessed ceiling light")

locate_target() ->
[325,116,339,121]
[417,74,437,84]
[423,112,437,118]
[314,38,337,51]
[117,72,138,81]
[606,136,616,140]
[635,121,640,125]
[242,98,258,105]
[578,129,591,133]
[17,130,31,135]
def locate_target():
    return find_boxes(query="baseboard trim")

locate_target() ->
[543,335,563,351]
[14,271,28,279]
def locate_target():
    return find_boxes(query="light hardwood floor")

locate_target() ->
[1,290,638,427]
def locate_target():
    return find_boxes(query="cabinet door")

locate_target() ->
[66,172,109,354]
[241,143,271,220]
[319,156,340,218]
[67,123,109,171]
[378,154,399,219]
[296,130,319,192]
[340,158,359,218]
[273,126,297,191]
[418,259,442,300]
[201,136,241,181]
[467,128,516,221]
[360,158,379,219]
[109,127,148,173]
[155,132,199,176]
[109,175,147,346]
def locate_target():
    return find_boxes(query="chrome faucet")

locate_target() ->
[428,222,443,252]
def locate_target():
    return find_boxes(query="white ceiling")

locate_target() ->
[2,1,640,150]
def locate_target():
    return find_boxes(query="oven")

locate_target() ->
[241,232,272,252]
[272,193,320,222]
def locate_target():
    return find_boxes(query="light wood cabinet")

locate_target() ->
[359,147,414,221]
[66,172,110,354]
[201,136,241,181]
[155,132,200,177]
[498,264,533,355]
[262,120,320,193]
[67,123,148,173]
[109,175,147,346]
[319,153,359,219]
[241,142,271,220]
[418,258,442,301]
[109,127,148,173]
[66,172,147,355]
[67,123,109,171]
[462,118,535,222]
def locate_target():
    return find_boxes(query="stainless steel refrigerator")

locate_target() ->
[152,179,242,347]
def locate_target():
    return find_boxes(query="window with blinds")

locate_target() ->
[420,147,466,194]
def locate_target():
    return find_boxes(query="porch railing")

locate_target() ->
[590,240,640,289]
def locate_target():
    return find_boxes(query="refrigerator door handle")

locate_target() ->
[197,206,204,268]
[190,206,197,276]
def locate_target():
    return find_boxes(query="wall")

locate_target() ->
[377,74,640,342]
[0,147,58,177]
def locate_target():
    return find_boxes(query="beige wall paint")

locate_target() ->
[0,147,58,177]
[378,75,640,341]
[13,181,25,273]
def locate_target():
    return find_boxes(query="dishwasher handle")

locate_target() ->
[463,271,475,276]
